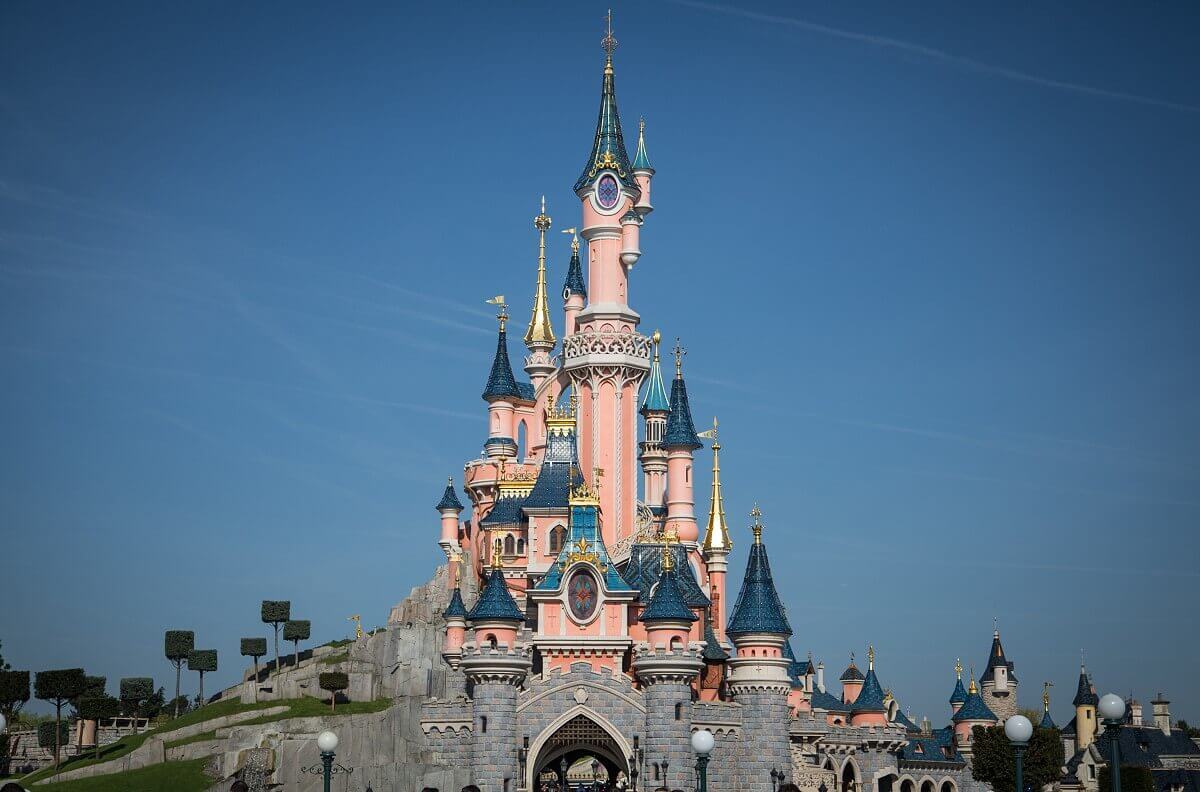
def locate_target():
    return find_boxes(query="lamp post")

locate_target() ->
[1004,715,1033,792]
[1099,694,1126,792]
[0,712,7,778]
[316,730,339,792]
[691,729,714,792]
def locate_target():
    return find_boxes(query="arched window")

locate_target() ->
[516,538,525,556]
[504,533,515,556]
[675,702,683,720]
[516,420,527,462]
[549,525,566,553]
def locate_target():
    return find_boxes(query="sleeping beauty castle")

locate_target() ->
[417,17,1009,792]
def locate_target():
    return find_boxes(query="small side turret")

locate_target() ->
[482,302,520,461]
[631,116,655,215]
[663,340,702,544]
[1073,662,1099,748]
[952,668,998,751]
[561,230,586,336]
[441,565,469,670]
[620,208,642,267]
[436,477,464,552]
[523,199,557,388]
[840,654,865,705]
[949,658,968,716]
[849,646,888,727]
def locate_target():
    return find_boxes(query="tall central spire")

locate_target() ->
[524,196,556,346]
[574,10,637,193]
[702,418,732,554]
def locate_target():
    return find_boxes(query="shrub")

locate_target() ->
[164,630,195,718]
[240,638,267,659]
[318,672,349,712]
[37,721,70,750]
[1100,766,1155,792]
[0,670,30,717]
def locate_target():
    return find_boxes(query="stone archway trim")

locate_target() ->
[518,681,646,714]
[526,704,634,792]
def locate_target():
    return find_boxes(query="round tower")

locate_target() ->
[700,418,732,642]
[631,117,655,215]
[849,646,889,727]
[561,231,586,336]
[639,331,670,509]
[461,540,531,792]
[436,477,465,555]
[725,508,793,792]
[952,668,998,753]
[1073,663,1099,749]
[979,626,1019,720]
[635,542,703,791]
[663,342,701,544]
[441,566,469,670]
[482,304,520,461]
[949,658,968,717]
[840,654,865,705]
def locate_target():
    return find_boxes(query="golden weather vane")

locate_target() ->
[347,614,363,641]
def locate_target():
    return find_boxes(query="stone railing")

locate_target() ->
[562,330,652,362]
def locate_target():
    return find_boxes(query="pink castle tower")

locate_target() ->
[561,17,651,546]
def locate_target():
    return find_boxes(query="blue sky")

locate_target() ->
[2,1,1197,724]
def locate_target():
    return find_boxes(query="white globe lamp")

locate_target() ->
[317,730,339,754]
[1004,714,1033,746]
[690,729,715,756]
[1099,694,1126,722]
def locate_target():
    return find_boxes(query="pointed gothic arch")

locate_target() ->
[525,705,632,792]
[841,758,861,792]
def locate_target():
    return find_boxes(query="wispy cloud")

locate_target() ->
[666,0,1200,114]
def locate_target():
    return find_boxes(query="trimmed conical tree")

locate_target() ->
[163,630,194,718]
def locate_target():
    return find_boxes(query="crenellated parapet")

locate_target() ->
[632,643,705,685]
[459,642,533,686]
[562,329,652,368]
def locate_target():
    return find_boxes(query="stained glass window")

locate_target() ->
[567,569,599,621]
[597,174,619,209]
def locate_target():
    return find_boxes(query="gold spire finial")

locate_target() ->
[562,227,580,254]
[673,338,685,378]
[662,528,675,572]
[492,537,504,570]
[750,503,763,544]
[525,198,556,347]
[486,296,508,331]
[701,417,731,554]
[968,665,978,695]
[868,645,875,670]
[602,9,617,66]
[955,658,963,679]
[1043,681,1053,712]
[652,329,661,359]
[640,116,646,135]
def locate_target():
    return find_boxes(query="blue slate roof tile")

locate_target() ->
[701,617,728,661]
[563,247,587,299]
[534,502,633,593]
[952,690,998,723]
[640,350,670,414]
[467,567,525,622]
[663,375,702,449]
[983,631,1018,683]
[480,495,526,527]
[850,668,887,714]
[574,55,638,193]
[516,381,535,402]
[442,587,468,619]
[1040,710,1057,730]
[1073,670,1099,707]
[482,329,522,402]
[726,540,791,638]
[949,677,968,704]
[619,544,710,607]
[811,689,850,713]
[841,662,865,683]
[436,480,464,511]
[640,568,698,623]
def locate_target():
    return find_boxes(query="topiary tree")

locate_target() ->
[318,672,348,713]
[283,620,310,668]
[0,669,30,719]
[164,630,194,718]
[119,678,153,734]
[71,676,106,753]
[34,668,86,768]
[240,638,267,702]
[76,694,120,759]
[261,601,290,674]
[970,724,1064,792]
[187,650,217,706]
[1100,765,1155,792]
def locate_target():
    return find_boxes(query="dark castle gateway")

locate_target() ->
[416,19,995,792]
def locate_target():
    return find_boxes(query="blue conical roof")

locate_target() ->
[563,245,586,299]
[1072,668,1098,707]
[952,689,997,723]
[725,537,792,638]
[950,676,968,704]
[467,567,524,623]
[482,328,521,402]
[663,375,701,449]
[632,120,654,172]
[574,56,638,193]
[641,347,670,414]
[640,566,697,623]
[1040,709,1057,730]
[851,668,887,714]
[442,587,468,620]
[436,479,464,511]
[701,616,728,661]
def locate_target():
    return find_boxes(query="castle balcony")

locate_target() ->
[562,329,652,372]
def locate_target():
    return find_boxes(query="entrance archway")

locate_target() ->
[527,708,631,792]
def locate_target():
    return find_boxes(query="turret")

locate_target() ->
[1073,663,1099,748]
[482,302,520,460]
[523,198,557,388]
[725,507,792,792]
[441,565,469,670]
[436,477,464,553]
[620,208,642,267]
[1151,694,1170,735]
[561,231,586,336]
[639,330,671,508]
[816,660,826,693]
[700,417,732,642]
[466,538,525,648]
[949,658,968,716]
[639,541,698,649]
[663,341,701,544]
[850,646,888,727]
[1040,681,1057,730]
[952,668,998,750]
[980,625,1018,719]
[631,116,654,215]
[840,654,865,705]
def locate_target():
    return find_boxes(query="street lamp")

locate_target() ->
[317,730,339,792]
[691,729,715,792]
[1005,715,1034,792]
[1099,694,1126,792]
